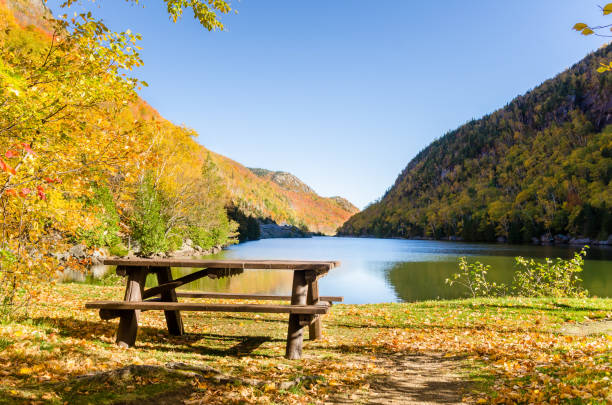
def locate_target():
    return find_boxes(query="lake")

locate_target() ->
[167,237,612,304]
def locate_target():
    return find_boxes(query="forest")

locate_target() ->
[339,44,612,243]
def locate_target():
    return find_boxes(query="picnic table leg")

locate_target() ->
[116,267,147,348]
[286,270,308,359]
[307,278,322,340]
[156,267,184,336]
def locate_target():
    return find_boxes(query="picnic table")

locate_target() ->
[85,258,342,359]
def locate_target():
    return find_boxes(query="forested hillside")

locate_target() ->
[339,45,612,243]
[0,0,356,276]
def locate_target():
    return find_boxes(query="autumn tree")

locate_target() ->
[0,0,233,318]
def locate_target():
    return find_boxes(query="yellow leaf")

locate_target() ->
[18,367,33,375]
[581,28,594,35]
[573,23,587,31]
[604,3,612,15]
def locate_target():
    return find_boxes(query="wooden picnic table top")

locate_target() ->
[102,258,341,271]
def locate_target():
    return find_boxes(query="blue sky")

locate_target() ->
[47,0,610,209]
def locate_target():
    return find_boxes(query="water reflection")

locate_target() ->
[108,237,612,304]
[385,257,612,302]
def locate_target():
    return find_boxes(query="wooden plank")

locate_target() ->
[103,258,340,271]
[100,298,161,320]
[143,269,212,299]
[156,267,184,336]
[86,300,330,315]
[174,291,343,302]
[115,267,146,348]
[307,279,322,340]
[286,270,308,359]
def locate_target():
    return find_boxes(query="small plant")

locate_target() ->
[445,258,506,298]
[513,247,588,298]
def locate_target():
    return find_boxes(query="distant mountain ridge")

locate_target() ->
[339,45,612,243]
[249,168,316,194]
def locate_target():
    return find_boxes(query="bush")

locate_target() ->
[447,248,589,298]
[513,248,588,298]
[445,258,506,298]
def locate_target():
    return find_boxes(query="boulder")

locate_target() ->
[69,244,87,259]
[496,236,507,243]
[554,234,569,244]
[540,234,554,244]
[90,247,108,265]
[569,238,591,245]
[52,251,70,261]
[531,237,541,245]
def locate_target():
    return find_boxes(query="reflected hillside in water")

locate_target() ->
[122,237,611,304]
[385,257,612,302]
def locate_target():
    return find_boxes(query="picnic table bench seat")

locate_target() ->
[86,258,342,359]
[86,300,332,314]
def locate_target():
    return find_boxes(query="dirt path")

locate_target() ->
[560,319,612,336]
[330,353,467,405]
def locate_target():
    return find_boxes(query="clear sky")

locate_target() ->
[47,0,610,209]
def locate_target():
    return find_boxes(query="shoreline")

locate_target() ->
[334,233,612,248]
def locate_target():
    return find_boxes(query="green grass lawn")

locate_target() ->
[0,283,610,404]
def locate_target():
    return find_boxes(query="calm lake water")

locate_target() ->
[167,237,612,304]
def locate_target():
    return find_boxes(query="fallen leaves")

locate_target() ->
[0,286,611,404]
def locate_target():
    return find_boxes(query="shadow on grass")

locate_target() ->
[30,315,280,358]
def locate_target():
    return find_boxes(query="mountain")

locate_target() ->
[2,0,357,240]
[203,156,358,235]
[329,196,358,213]
[1,0,51,32]
[339,45,612,243]
[243,167,359,234]
[249,168,316,194]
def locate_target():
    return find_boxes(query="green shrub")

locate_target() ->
[447,248,589,298]
[513,248,588,298]
[445,258,506,298]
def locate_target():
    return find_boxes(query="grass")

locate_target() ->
[0,283,610,404]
